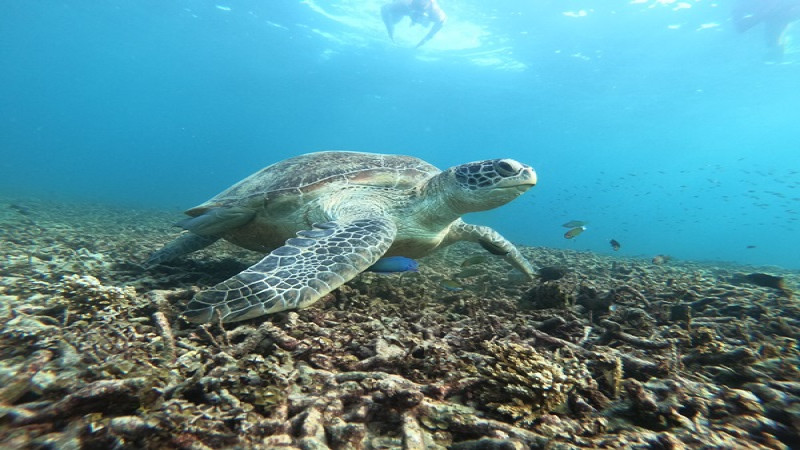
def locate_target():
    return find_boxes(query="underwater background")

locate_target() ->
[1,0,799,269]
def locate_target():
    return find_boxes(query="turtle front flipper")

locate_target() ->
[183,217,397,323]
[444,220,536,280]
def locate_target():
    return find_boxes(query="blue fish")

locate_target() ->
[366,256,419,273]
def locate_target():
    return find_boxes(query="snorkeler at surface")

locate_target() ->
[381,0,447,48]
[733,0,800,60]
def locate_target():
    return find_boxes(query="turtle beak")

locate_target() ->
[511,183,534,196]
[520,166,537,187]
[498,165,536,191]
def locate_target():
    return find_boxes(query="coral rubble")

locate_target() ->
[0,197,799,449]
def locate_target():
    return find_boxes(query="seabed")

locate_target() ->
[1,197,799,449]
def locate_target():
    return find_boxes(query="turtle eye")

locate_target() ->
[494,159,518,177]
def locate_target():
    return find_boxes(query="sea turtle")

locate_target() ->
[147,151,537,323]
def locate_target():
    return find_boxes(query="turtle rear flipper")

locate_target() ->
[177,206,255,235]
[144,206,255,267]
[144,233,220,268]
[183,217,397,323]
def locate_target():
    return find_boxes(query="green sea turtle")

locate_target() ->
[147,151,537,323]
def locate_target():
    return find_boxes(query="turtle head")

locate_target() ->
[437,158,536,213]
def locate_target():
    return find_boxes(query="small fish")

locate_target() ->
[610,239,621,251]
[562,220,587,228]
[537,266,567,281]
[461,255,489,267]
[454,266,485,278]
[366,256,418,273]
[439,279,464,291]
[564,226,586,239]
[651,254,672,265]
[746,245,757,249]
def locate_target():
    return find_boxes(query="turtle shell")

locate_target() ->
[186,151,440,216]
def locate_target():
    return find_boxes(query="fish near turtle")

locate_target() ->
[147,151,537,323]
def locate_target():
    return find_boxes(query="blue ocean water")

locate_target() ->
[1,0,798,269]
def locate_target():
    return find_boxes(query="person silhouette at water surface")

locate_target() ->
[381,0,447,48]
[733,0,800,61]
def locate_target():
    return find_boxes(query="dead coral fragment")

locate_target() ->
[0,350,53,405]
[476,341,590,427]
[14,377,149,425]
[732,272,793,298]
[61,274,137,304]
[523,282,575,309]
